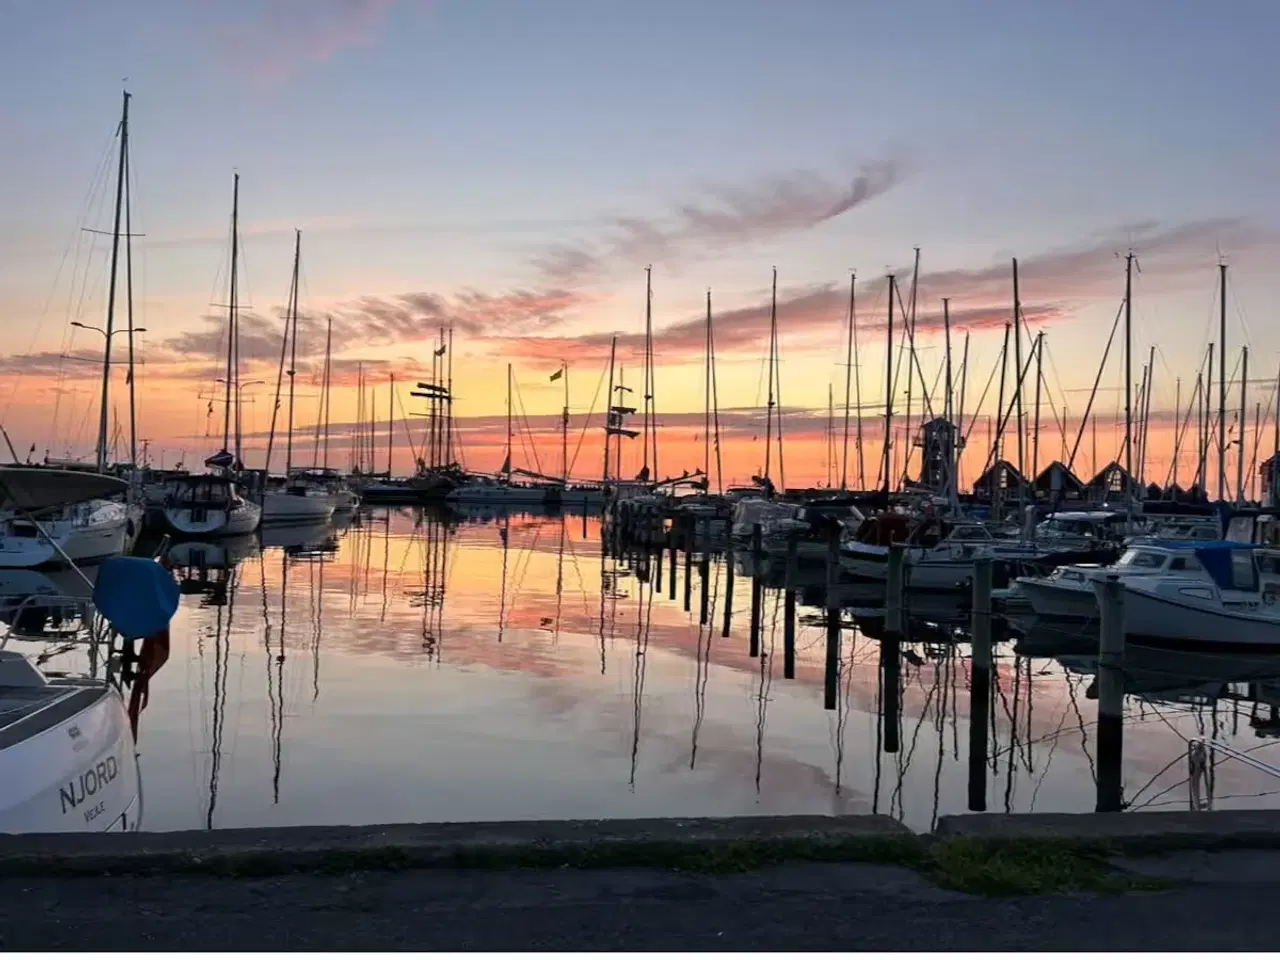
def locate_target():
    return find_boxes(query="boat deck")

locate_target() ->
[0,681,107,749]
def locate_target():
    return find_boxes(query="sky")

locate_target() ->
[1,0,1277,491]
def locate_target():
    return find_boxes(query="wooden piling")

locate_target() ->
[683,522,694,613]
[698,518,711,625]
[1094,574,1126,813]
[783,533,798,680]
[721,538,735,638]
[749,523,763,658]
[880,544,904,752]
[824,526,841,709]
[967,557,993,812]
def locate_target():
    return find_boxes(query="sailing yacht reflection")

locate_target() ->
[405,507,453,657]
[167,534,257,608]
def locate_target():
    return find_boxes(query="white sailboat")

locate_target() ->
[0,465,180,833]
[0,93,143,569]
[447,365,554,505]
[261,230,335,527]
[164,173,262,538]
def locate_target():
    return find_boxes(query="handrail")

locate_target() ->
[1187,738,1280,811]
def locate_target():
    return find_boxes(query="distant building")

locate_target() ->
[912,417,964,491]
[1086,461,1139,501]
[972,459,1028,500]
[1032,461,1084,501]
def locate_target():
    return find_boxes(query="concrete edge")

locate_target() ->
[6,811,1280,878]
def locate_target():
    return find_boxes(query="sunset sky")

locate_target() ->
[1,0,1277,492]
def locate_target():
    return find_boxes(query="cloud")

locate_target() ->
[493,217,1256,367]
[216,0,406,86]
[534,158,907,284]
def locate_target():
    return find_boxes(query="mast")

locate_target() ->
[222,173,239,459]
[956,331,970,493]
[1238,346,1248,503]
[840,272,855,490]
[642,266,655,480]
[764,267,778,486]
[561,360,569,484]
[1173,377,1181,490]
[322,317,332,471]
[96,90,130,473]
[1218,262,1228,501]
[446,325,454,465]
[285,230,300,476]
[1012,258,1025,487]
[826,383,835,488]
[505,362,513,479]
[1273,361,1280,505]
[603,336,617,484]
[704,289,712,486]
[902,249,920,485]
[387,372,395,476]
[881,274,895,492]
[1139,344,1155,490]
[943,297,954,502]
[1123,252,1134,511]
[1031,331,1043,491]
[122,92,137,470]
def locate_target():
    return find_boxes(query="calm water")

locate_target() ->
[8,506,1280,833]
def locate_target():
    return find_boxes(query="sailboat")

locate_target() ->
[0,92,143,569]
[163,174,262,538]
[446,365,557,505]
[260,231,335,527]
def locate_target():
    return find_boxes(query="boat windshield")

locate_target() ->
[1116,549,1167,570]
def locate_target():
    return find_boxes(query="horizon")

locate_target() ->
[3,0,1278,495]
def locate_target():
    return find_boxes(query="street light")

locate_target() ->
[70,321,147,337]
[216,378,266,394]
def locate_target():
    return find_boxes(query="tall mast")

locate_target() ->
[882,274,895,492]
[1123,252,1134,508]
[642,266,655,480]
[122,93,137,469]
[1173,377,1181,490]
[446,325,454,465]
[1218,262,1228,501]
[943,297,954,501]
[840,272,855,490]
[956,330,970,492]
[322,316,332,470]
[285,229,300,476]
[222,173,239,458]
[902,248,920,485]
[561,360,569,484]
[1238,346,1248,503]
[1273,361,1280,504]
[387,372,395,476]
[1012,258,1024,487]
[505,362,513,478]
[602,336,617,484]
[96,90,130,473]
[1139,344,1155,489]
[704,289,712,485]
[1031,331,1044,486]
[764,267,777,485]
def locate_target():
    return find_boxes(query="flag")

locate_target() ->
[549,368,563,382]
[434,345,447,357]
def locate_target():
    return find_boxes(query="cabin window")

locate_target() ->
[1168,556,1203,571]
[1118,550,1165,569]
[1230,550,1259,591]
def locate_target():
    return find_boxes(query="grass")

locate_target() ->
[0,833,1177,895]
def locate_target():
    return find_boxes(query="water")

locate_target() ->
[7,506,1280,833]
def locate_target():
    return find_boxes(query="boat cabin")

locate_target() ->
[1114,541,1261,595]
[163,475,248,510]
[1036,510,1126,542]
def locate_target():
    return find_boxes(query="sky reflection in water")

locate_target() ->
[8,506,1280,833]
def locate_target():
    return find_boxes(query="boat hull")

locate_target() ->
[262,492,334,525]
[1017,579,1099,620]
[165,502,262,537]
[0,501,134,569]
[1123,585,1280,648]
[0,684,140,834]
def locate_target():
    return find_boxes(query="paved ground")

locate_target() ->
[2,852,1280,950]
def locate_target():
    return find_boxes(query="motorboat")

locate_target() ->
[842,515,1045,591]
[285,469,359,515]
[162,474,262,537]
[1115,542,1280,648]
[0,466,180,833]
[261,478,335,526]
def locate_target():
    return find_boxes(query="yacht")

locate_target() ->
[0,466,141,569]
[162,474,262,537]
[1117,542,1280,648]
[1012,541,1278,621]
[261,477,335,526]
[446,476,555,505]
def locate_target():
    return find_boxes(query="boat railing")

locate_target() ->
[0,592,106,652]
[1187,738,1280,811]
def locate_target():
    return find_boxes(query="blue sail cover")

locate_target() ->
[1187,540,1257,591]
[93,556,181,639]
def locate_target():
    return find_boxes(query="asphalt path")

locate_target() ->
[1,853,1277,950]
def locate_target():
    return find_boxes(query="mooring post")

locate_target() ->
[824,526,841,709]
[749,523,763,658]
[668,524,678,601]
[722,537,736,638]
[698,517,711,625]
[783,532,799,680]
[683,522,694,613]
[880,543,904,752]
[967,557,993,811]
[1094,574,1126,813]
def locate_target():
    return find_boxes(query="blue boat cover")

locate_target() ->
[1183,540,1258,591]
[92,555,181,639]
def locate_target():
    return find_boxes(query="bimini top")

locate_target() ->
[1183,540,1259,592]
[0,465,127,512]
